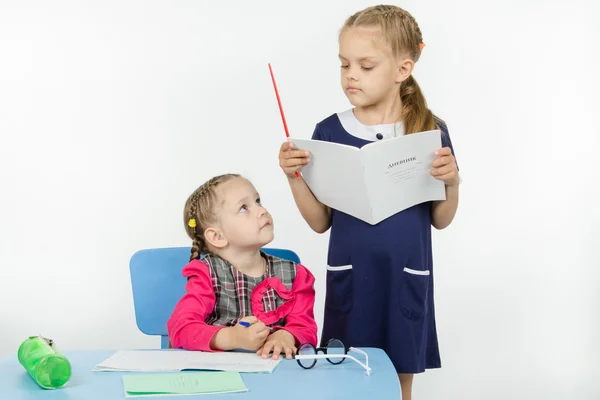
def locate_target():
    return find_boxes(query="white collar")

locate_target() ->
[337,109,405,141]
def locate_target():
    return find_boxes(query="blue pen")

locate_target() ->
[239,321,273,330]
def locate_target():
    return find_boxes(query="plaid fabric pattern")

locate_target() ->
[203,251,297,327]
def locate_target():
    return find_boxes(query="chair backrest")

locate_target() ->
[129,247,301,348]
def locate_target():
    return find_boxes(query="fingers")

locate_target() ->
[430,164,455,177]
[279,141,297,152]
[434,172,458,183]
[239,316,258,324]
[279,142,309,157]
[283,344,296,360]
[280,161,310,178]
[431,147,457,178]
[250,322,269,351]
[280,151,311,167]
[280,141,290,152]
[248,332,268,352]
[431,167,459,185]
[278,141,311,178]
[255,336,270,356]
[260,341,275,359]
[431,154,454,168]
[280,145,308,158]
[257,328,270,341]
[270,342,283,360]
[279,141,310,161]
[281,156,311,168]
[435,147,452,157]
[281,158,310,172]
[286,149,310,159]
[249,321,267,333]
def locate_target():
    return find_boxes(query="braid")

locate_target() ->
[343,5,424,60]
[183,173,241,261]
[190,237,202,262]
[401,9,425,61]
[186,188,201,261]
[379,6,400,19]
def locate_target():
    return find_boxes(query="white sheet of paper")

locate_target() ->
[92,350,281,374]
[290,129,446,225]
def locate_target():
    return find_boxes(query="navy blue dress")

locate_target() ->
[313,109,457,374]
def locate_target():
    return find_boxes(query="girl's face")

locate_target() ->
[212,177,274,251]
[338,27,404,109]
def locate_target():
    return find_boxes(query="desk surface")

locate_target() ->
[0,348,400,400]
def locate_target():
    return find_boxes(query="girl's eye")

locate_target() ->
[256,198,261,205]
[362,66,373,71]
[341,65,349,69]
[239,205,247,212]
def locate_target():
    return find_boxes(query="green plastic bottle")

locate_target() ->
[17,335,72,389]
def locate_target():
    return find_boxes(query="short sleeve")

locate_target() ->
[311,123,323,141]
[311,121,333,142]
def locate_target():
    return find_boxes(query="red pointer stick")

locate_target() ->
[268,63,299,178]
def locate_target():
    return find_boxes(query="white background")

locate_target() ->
[1,0,599,398]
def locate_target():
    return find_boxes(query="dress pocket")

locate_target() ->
[400,267,430,320]
[324,265,354,315]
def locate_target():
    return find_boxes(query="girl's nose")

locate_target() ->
[257,204,268,217]
[346,66,359,81]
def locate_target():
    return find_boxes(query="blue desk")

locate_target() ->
[0,348,400,399]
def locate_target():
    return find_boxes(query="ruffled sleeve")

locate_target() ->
[251,264,318,346]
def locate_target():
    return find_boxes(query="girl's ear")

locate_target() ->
[395,58,414,83]
[204,227,228,249]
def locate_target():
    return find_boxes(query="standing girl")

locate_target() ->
[278,5,459,399]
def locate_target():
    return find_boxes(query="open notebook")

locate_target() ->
[93,350,281,374]
[290,129,445,225]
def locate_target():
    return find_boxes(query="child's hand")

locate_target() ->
[256,329,297,360]
[278,141,311,179]
[430,147,459,186]
[230,316,270,351]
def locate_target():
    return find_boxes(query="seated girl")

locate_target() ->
[167,173,318,360]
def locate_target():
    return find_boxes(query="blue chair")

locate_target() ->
[129,246,301,348]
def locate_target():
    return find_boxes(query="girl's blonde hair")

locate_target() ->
[183,173,240,261]
[342,5,436,134]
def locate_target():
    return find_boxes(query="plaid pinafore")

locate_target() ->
[201,251,298,327]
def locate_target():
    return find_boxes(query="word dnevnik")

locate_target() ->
[388,157,417,169]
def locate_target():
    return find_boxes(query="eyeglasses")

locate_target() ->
[294,338,371,375]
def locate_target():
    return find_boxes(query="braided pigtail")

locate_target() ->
[183,173,241,261]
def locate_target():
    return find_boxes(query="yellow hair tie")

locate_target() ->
[188,218,197,228]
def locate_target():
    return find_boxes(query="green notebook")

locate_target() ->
[122,371,248,397]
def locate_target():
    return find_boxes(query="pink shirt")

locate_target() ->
[167,258,318,351]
